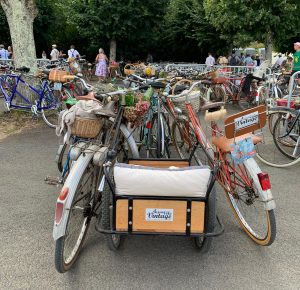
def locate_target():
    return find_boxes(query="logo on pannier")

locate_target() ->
[145,208,174,222]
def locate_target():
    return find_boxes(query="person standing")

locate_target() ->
[205,52,215,66]
[292,42,300,74]
[42,51,47,59]
[244,54,254,66]
[50,44,59,61]
[95,48,108,82]
[274,53,285,69]
[228,50,241,66]
[68,45,80,59]
[0,44,9,60]
[7,46,13,59]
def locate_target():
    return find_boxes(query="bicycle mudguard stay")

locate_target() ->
[53,124,139,241]
[243,158,276,210]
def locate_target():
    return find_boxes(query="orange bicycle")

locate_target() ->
[170,81,276,246]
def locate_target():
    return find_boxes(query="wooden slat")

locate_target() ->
[132,200,187,233]
[224,105,266,139]
[190,201,205,233]
[129,160,189,168]
[116,199,128,231]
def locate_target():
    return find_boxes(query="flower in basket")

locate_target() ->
[134,96,150,117]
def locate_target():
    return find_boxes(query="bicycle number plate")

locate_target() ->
[230,137,256,164]
[53,82,62,91]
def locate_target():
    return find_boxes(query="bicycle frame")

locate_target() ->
[1,73,57,111]
[182,98,264,197]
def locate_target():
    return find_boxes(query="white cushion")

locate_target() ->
[114,163,211,197]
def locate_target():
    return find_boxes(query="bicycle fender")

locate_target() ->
[53,144,100,241]
[243,158,276,210]
[120,124,139,159]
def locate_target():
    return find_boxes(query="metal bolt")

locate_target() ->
[187,223,190,227]
[129,221,132,225]
[187,208,191,212]
[129,206,133,210]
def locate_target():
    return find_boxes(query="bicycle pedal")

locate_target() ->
[44,176,60,185]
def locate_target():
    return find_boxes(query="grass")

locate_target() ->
[0,110,43,141]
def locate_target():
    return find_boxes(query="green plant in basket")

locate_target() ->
[125,91,136,107]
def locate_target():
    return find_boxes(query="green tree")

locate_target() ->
[163,0,227,61]
[59,0,168,61]
[204,0,299,60]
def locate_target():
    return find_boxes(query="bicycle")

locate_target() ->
[170,81,276,246]
[53,87,145,273]
[0,67,73,128]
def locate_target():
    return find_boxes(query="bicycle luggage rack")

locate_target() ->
[95,158,224,238]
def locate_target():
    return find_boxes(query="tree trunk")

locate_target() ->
[265,31,273,63]
[0,0,38,73]
[109,38,117,62]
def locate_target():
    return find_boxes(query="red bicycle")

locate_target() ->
[170,80,276,246]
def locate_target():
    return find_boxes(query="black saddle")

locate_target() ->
[151,82,166,89]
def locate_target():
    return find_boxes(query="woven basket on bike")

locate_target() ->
[171,79,201,114]
[124,64,136,75]
[123,96,150,124]
[71,116,103,138]
[49,70,69,83]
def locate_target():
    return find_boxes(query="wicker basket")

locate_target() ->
[172,90,201,114]
[49,70,69,83]
[71,117,103,138]
[124,64,135,75]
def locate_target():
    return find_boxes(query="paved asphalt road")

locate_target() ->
[0,124,299,290]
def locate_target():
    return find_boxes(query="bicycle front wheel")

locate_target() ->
[224,158,276,246]
[41,87,71,128]
[55,158,99,273]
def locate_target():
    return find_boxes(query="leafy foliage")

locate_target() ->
[204,0,299,53]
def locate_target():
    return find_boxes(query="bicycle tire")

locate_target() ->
[41,87,71,128]
[256,108,300,167]
[150,112,171,158]
[98,162,123,251]
[272,110,300,165]
[194,186,216,252]
[55,158,98,273]
[56,142,70,173]
[224,159,276,246]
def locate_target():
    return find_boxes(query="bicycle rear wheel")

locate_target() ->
[55,158,99,273]
[224,158,276,246]
[150,112,171,158]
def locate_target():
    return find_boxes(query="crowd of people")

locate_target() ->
[205,50,263,67]
[43,44,110,82]
[205,42,300,75]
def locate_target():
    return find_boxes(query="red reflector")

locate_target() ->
[146,121,152,129]
[257,173,271,190]
[55,202,64,224]
[59,187,69,201]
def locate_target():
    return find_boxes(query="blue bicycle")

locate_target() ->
[0,67,72,128]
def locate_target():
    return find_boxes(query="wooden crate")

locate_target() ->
[116,199,205,234]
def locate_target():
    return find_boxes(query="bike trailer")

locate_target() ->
[98,159,223,240]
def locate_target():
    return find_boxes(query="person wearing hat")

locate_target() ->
[292,42,300,74]
[50,44,59,61]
